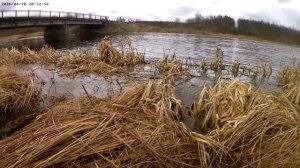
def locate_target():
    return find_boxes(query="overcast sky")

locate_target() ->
[1,0,300,30]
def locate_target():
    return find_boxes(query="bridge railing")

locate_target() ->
[0,10,108,22]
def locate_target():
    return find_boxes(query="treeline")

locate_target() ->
[186,14,235,34]
[186,13,300,45]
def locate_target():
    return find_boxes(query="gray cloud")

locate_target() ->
[169,6,197,16]
[109,10,118,14]
[278,0,293,3]
[243,7,300,30]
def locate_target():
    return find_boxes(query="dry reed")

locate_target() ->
[0,47,38,65]
[114,78,183,120]
[231,58,240,77]
[200,57,209,72]
[210,47,224,72]
[278,63,300,87]
[156,57,183,75]
[0,66,39,138]
[0,46,60,65]
[38,46,60,64]
[98,37,145,66]
[190,79,300,167]
[58,51,127,76]
[0,95,200,167]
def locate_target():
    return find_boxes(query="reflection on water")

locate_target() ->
[0,33,106,50]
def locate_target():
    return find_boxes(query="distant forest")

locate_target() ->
[119,14,300,45]
[185,14,300,45]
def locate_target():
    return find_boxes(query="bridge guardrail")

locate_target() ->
[0,10,108,22]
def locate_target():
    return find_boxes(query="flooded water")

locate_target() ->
[1,32,300,99]
[2,32,300,69]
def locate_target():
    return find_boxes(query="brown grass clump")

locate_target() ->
[0,66,39,138]
[0,46,60,65]
[38,46,60,64]
[191,80,262,132]
[278,63,300,87]
[156,58,183,75]
[278,64,293,86]
[98,37,145,66]
[282,83,300,111]
[190,79,300,167]
[200,57,209,72]
[209,47,224,72]
[0,96,200,167]
[58,51,127,76]
[231,58,240,77]
[114,79,183,120]
[0,47,38,65]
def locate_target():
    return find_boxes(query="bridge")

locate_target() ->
[0,10,109,42]
[0,10,108,28]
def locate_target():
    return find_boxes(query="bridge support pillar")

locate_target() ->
[44,25,69,45]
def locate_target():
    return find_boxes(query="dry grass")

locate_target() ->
[190,79,300,167]
[231,58,240,77]
[210,47,224,72]
[278,63,300,87]
[200,57,209,72]
[0,95,199,167]
[38,46,60,65]
[98,37,145,66]
[58,51,127,76]
[1,77,300,167]
[114,78,183,120]
[58,37,146,76]
[0,47,38,65]
[156,58,183,75]
[0,66,39,138]
[0,46,60,65]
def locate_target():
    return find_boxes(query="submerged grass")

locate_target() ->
[58,50,128,76]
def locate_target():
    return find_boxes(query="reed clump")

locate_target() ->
[0,47,38,65]
[98,37,145,66]
[0,66,39,138]
[38,46,60,65]
[156,57,183,75]
[58,37,146,76]
[0,46,60,65]
[231,58,240,77]
[0,95,200,167]
[200,57,209,72]
[190,79,300,167]
[58,51,127,76]
[209,47,224,72]
[278,63,300,87]
[114,78,183,120]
